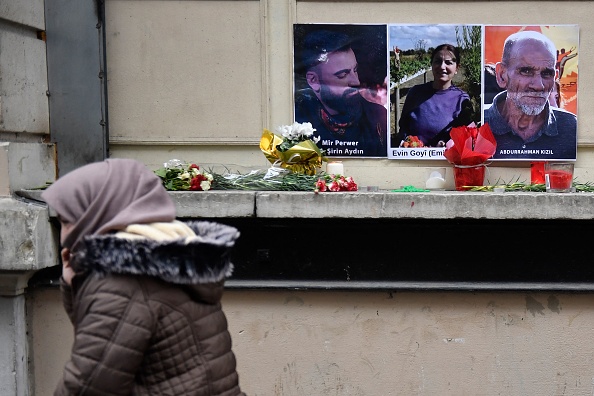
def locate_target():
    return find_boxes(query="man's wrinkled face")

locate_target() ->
[500,39,557,116]
[310,48,361,115]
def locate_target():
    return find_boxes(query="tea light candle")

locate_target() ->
[425,171,446,190]
[326,161,344,175]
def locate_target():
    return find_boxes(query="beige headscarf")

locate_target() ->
[41,158,176,251]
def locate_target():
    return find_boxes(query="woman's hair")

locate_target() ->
[431,44,461,64]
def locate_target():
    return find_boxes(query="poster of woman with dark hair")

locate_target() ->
[388,24,482,160]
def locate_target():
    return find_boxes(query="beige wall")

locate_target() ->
[30,287,594,395]
[107,1,594,190]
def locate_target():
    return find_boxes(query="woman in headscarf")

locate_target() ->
[42,158,246,396]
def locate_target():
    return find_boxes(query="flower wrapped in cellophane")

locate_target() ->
[444,123,497,191]
[444,123,497,166]
[154,159,213,191]
[260,122,327,176]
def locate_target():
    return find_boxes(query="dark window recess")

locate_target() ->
[218,218,590,285]
[29,218,594,291]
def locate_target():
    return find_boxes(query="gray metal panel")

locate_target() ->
[45,0,108,177]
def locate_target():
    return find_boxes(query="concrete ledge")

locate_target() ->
[170,191,256,218]
[0,197,58,274]
[252,190,594,220]
[20,189,258,219]
[20,189,594,220]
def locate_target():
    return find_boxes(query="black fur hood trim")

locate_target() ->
[71,221,240,285]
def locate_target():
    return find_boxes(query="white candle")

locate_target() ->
[326,161,344,175]
[425,170,446,190]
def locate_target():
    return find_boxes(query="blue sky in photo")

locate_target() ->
[389,24,469,51]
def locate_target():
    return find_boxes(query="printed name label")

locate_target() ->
[389,148,446,160]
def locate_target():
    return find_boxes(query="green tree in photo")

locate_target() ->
[456,25,482,124]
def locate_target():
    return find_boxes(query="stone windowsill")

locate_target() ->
[10,190,594,291]
[17,189,594,220]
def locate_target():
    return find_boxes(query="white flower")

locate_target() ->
[200,180,211,191]
[179,172,190,180]
[293,122,315,139]
[276,122,316,142]
[164,159,184,168]
[276,124,293,139]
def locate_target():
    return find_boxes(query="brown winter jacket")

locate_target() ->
[54,221,246,396]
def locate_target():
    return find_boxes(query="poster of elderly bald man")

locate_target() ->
[483,25,579,161]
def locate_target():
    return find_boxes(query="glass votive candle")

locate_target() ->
[530,161,546,184]
[425,167,446,190]
[544,162,574,193]
[326,161,344,175]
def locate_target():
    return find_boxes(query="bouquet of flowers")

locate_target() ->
[154,159,213,191]
[260,122,327,176]
[443,123,496,166]
[314,174,358,193]
[444,123,497,191]
[211,167,320,191]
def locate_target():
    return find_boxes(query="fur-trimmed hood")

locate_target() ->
[71,220,240,286]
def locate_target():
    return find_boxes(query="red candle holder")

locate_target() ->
[544,162,574,193]
[453,164,485,191]
[530,161,546,184]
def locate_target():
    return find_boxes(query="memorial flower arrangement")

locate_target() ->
[466,179,594,192]
[314,174,358,193]
[151,123,362,192]
[211,167,320,191]
[444,123,497,166]
[260,122,327,175]
[444,123,497,190]
[207,165,359,192]
[275,122,320,152]
[154,159,361,192]
[154,159,213,191]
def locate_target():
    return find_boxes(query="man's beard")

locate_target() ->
[319,84,362,117]
[507,91,549,116]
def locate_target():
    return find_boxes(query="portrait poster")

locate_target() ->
[388,24,483,160]
[484,25,579,161]
[293,24,389,158]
